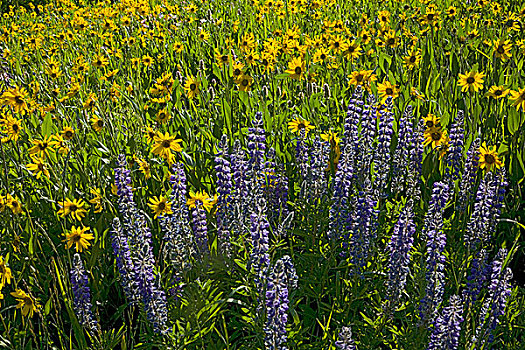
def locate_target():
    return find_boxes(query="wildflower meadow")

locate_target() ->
[1,0,525,349]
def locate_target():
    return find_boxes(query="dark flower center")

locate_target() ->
[466,77,475,84]
[12,124,19,132]
[162,140,171,148]
[426,121,434,128]
[15,96,24,104]
[158,202,166,210]
[234,69,241,76]
[39,143,48,150]
[409,55,417,63]
[386,88,393,95]
[485,154,495,164]
[70,204,78,212]
[497,45,505,54]
[356,74,364,82]
[97,120,103,127]
[495,90,502,96]
[190,83,197,91]
[431,132,441,141]
[320,53,326,60]
[387,38,395,45]
[295,67,302,75]
[427,13,434,20]
[242,79,249,86]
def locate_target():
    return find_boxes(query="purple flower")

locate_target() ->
[445,110,465,182]
[264,255,297,350]
[374,97,395,196]
[427,295,464,350]
[215,135,234,256]
[472,248,513,347]
[392,105,415,194]
[458,138,480,211]
[419,181,450,325]
[113,155,168,334]
[70,253,98,334]
[386,199,416,303]
[335,326,357,350]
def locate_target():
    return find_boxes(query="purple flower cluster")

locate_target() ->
[427,295,464,350]
[160,163,195,293]
[264,255,297,350]
[70,253,98,334]
[250,209,271,300]
[374,98,395,196]
[458,138,480,211]
[391,105,414,194]
[112,155,168,334]
[335,326,357,350]
[214,135,233,255]
[445,110,465,182]
[463,249,490,308]
[464,172,497,251]
[386,199,416,303]
[472,249,513,348]
[419,181,450,325]
[191,199,209,257]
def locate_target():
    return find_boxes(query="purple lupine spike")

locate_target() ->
[160,163,195,297]
[264,148,289,223]
[111,218,140,302]
[295,128,310,181]
[214,135,233,256]
[357,93,376,182]
[386,199,416,303]
[230,139,250,238]
[247,111,267,177]
[190,202,209,257]
[464,172,496,251]
[392,105,414,194]
[462,249,490,308]
[250,209,270,296]
[264,255,297,350]
[348,179,378,274]
[427,295,464,350]
[113,156,168,334]
[374,97,395,197]
[70,253,98,335]
[419,181,450,326]
[335,326,357,350]
[408,117,424,201]
[328,142,353,241]
[487,168,507,238]
[472,249,513,348]
[458,138,480,211]
[301,136,329,201]
[445,110,465,182]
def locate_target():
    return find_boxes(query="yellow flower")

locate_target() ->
[198,29,210,41]
[485,85,509,100]
[403,49,421,69]
[26,156,50,179]
[1,86,30,114]
[237,74,253,92]
[349,70,376,88]
[509,87,525,112]
[285,57,305,80]
[134,157,152,179]
[478,142,503,171]
[152,132,183,164]
[183,75,200,99]
[187,191,215,212]
[423,113,440,129]
[492,39,512,61]
[64,226,94,252]
[91,116,104,132]
[28,136,53,159]
[156,109,171,123]
[288,117,315,135]
[5,194,23,215]
[377,80,399,104]
[57,198,88,221]
[457,71,485,93]
[88,188,103,213]
[0,256,12,288]
[424,127,448,149]
[61,126,75,140]
[11,289,39,318]
[2,115,23,142]
[148,196,173,219]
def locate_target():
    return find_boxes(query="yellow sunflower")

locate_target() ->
[509,87,525,111]
[0,255,12,287]
[64,226,94,252]
[423,127,448,149]
[492,39,512,61]
[187,191,215,212]
[183,75,200,99]
[57,198,88,221]
[11,289,39,318]
[423,113,440,129]
[285,57,305,80]
[486,85,509,100]
[148,196,173,219]
[457,71,485,93]
[377,80,399,104]
[288,117,315,135]
[478,142,503,171]
[26,156,50,179]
